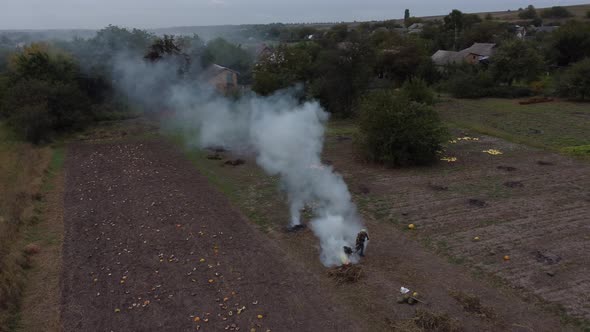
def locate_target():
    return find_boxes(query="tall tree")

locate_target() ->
[404,9,411,27]
[444,10,464,50]
[491,40,544,85]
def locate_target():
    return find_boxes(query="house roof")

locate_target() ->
[432,43,497,66]
[431,50,462,66]
[534,26,559,33]
[202,64,239,79]
[460,43,496,57]
[408,23,424,30]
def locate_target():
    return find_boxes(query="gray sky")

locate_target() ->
[1,0,589,30]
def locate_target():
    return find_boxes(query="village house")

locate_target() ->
[431,42,497,67]
[203,64,239,94]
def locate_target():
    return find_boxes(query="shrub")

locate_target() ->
[557,58,590,100]
[587,10,590,19]
[357,91,448,166]
[518,5,538,19]
[399,78,435,105]
[447,70,494,98]
[541,6,573,19]
[485,86,532,98]
[2,79,91,143]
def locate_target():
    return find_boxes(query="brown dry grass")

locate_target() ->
[16,170,64,332]
[450,291,496,320]
[0,125,52,331]
[327,264,363,284]
[390,309,462,332]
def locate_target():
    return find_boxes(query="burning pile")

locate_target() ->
[327,264,363,284]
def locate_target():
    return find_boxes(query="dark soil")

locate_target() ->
[537,160,554,166]
[61,141,360,332]
[468,198,487,207]
[429,184,449,191]
[224,159,245,166]
[533,250,562,265]
[497,165,517,172]
[504,181,524,188]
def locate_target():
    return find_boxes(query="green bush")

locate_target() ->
[447,70,494,98]
[357,91,448,166]
[541,6,573,19]
[399,78,435,105]
[557,58,590,100]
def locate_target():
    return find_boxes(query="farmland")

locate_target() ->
[156,96,590,330]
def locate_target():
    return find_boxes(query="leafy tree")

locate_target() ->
[145,35,191,76]
[399,78,435,105]
[357,91,448,166]
[1,44,93,143]
[444,9,464,50]
[310,41,376,117]
[8,43,77,83]
[491,40,545,85]
[518,5,538,19]
[557,58,590,100]
[375,42,430,83]
[461,21,511,48]
[404,9,411,24]
[549,21,590,66]
[252,43,316,95]
[541,6,573,18]
[202,38,253,80]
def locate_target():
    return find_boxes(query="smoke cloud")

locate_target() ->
[113,54,365,267]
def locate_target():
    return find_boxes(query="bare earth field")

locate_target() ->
[61,140,361,332]
[324,130,590,323]
[57,116,590,331]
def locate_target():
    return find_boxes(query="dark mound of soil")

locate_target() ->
[224,159,245,166]
[286,224,307,233]
[534,250,562,265]
[357,184,371,194]
[537,160,554,166]
[206,153,223,160]
[429,184,449,191]
[327,264,362,284]
[468,199,486,208]
[497,166,517,172]
[206,146,227,153]
[450,291,495,319]
[504,181,524,188]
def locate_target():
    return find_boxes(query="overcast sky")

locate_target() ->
[1,0,589,30]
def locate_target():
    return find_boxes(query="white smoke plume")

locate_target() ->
[113,55,365,267]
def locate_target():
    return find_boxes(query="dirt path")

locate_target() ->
[61,140,361,332]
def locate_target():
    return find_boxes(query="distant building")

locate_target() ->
[202,64,239,94]
[533,26,560,34]
[431,43,497,67]
[407,23,424,35]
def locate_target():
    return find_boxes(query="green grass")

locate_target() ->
[437,98,590,154]
[326,120,358,137]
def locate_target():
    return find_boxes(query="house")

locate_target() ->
[256,43,273,60]
[533,26,559,34]
[431,43,496,67]
[460,43,496,64]
[202,64,239,94]
[407,23,424,34]
[431,50,463,66]
[515,25,527,39]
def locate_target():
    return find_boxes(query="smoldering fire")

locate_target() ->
[113,55,366,267]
